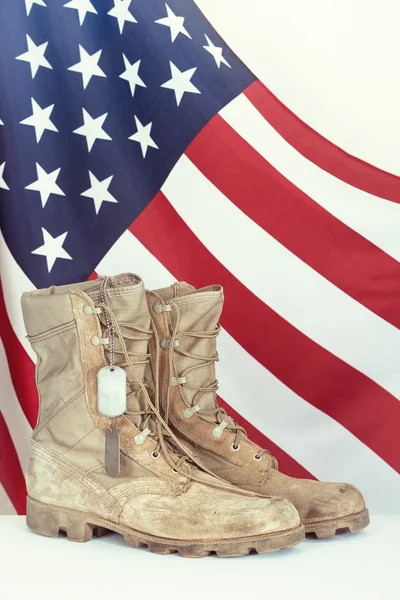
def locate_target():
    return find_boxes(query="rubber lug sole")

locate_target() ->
[26,496,305,558]
[304,508,370,539]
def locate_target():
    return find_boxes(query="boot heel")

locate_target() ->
[26,496,108,543]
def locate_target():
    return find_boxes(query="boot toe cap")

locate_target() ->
[336,483,366,517]
[302,481,366,523]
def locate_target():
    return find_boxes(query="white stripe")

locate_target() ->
[0,231,36,361]
[96,230,173,289]
[0,483,16,515]
[97,229,400,512]
[220,94,400,261]
[162,155,400,401]
[0,342,32,475]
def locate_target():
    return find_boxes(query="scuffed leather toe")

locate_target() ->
[335,483,366,518]
[265,471,366,524]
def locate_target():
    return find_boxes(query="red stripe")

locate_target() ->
[245,80,400,204]
[217,396,315,479]
[0,412,26,514]
[186,114,400,330]
[0,282,38,428]
[131,192,400,473]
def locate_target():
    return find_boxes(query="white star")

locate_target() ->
[25,0,47,16]
[64,0,97,25]
[0,119,3,125]
[129,116,158,158]
[32,228,72,273]
[120,56,146,97]
[16,35,52,79]
[68,46,106,89]
[25,163,65,207]
[108,0,137,34]
[81,172,118,214]
[73,108,112,152]
[0,162,10,191]
[155,3,191,43]
[203,35,231,69]
[20,98,58,142]
[161,61,201,106]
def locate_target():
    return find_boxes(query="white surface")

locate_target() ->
[0,516,398,600]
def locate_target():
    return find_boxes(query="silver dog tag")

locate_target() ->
[105,427,120,477]
[97,366,127,417]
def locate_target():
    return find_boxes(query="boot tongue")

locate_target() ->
[86,274,153,429]
[170,285,226,419]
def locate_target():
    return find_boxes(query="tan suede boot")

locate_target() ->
[149,282,370,539]
[21,274,304,557]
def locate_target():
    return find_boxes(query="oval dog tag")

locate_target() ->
[97,366,127,417]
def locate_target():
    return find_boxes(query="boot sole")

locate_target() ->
[304,508,370,538]
[26,496,304,558]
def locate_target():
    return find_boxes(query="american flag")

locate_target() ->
[0,0,399,515]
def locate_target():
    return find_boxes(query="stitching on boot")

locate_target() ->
[33,389,86,436]
[59,425,98,457]
[29,320,76,343]
[172,295,223,306]
[31,440,122,520]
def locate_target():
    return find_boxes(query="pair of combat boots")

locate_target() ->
[22,273,369,557]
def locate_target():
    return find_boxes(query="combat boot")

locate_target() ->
[149,281,370,538]
[21,274,304,556]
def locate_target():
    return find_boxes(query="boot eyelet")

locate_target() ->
[151,451,160,460]
[83,305,102,315]
[153,303,171,313]
[172,467,178,474]
[231,443,240,452]
[254,453,262,461]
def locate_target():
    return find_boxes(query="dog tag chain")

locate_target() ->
[97,277,127,477]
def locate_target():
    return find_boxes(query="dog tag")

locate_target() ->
[97,366,127,417]
[105,427,120,477]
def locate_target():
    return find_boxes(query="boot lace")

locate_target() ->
[96,302,234,481]
[168,302,272,462]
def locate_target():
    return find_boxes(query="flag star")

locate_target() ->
[25,163,65,207]
[120,56,146,97]
[16,35,52,79]
[64,0,97,25]
[108,0,137,34]
[161,61,201,106]
[0,162,10,191]
[73,109,112,152]
[155,3,191,43]
[32,228,72,273]
[129,116,158,158]
[25,0,46,16]
[20,98,58,142]
[81,172,118,214]
[0,119,3,125]
[203,35,231,69]
[68,46,106,89]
